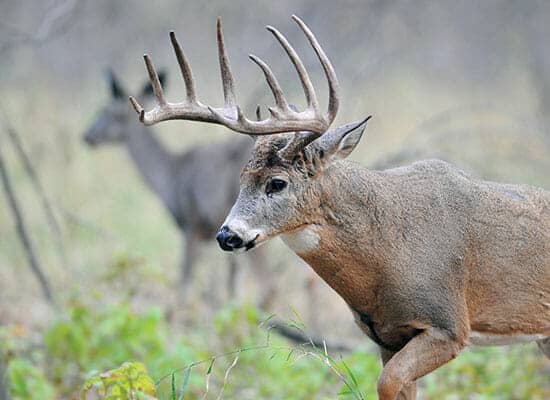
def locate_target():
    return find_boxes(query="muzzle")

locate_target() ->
[216,225,257,252]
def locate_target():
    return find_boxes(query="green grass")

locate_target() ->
[1,300,548,400]
[1,38,549,400]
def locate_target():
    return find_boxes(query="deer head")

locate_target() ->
[83,69,166,146]
[129,15,370,252]
[217,116,370,252]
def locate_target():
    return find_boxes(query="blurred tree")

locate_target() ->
[0,108,67,270]
[0,136,54,304]
[0,347,8,400]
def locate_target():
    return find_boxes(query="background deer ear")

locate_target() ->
[141,70,167,97]
[106,69,127,99]
[317,116,371,161]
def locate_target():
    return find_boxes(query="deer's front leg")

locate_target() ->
[379,348,417,400]
[377,327,464,400]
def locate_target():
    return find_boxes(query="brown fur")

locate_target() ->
[224,128,550,400]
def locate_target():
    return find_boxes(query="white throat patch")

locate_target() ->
[281,225,320,255]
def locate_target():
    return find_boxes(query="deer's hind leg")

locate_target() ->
[537,337,550,359]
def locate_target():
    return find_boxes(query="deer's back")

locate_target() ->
[381,159,550,335]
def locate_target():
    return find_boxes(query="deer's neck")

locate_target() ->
[285,161,392,308]
[125,122,176,211]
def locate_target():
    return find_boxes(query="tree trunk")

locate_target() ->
[1,111,67,269]
[0,139,54,304]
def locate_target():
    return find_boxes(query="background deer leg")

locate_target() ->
[379,348,417,400]
[377,327,463,400]
[226,253,239,300]
[179,231,198,302]
[537,337,550,358]
[305,271,321,332]
[247,246,277,311]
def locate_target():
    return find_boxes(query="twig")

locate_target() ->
[156,313,362,399]
[215,354,239,400]
[34,0,79,43]
[0,136,54,305]
[0,106,67,269]
[0,0,81,54]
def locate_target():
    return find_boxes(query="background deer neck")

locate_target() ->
[124,122,176,211]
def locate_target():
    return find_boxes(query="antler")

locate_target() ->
[130,15,340,138]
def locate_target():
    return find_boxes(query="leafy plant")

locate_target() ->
[6,359,55,400]
[3,301,549,399]
[44,300,166,396]
[424,345,550,399]
[81,361,156,400]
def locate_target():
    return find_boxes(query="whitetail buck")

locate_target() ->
[131,15,550,400]
[82,71,278,305]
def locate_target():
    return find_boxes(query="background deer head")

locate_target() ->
[83,70,166,146]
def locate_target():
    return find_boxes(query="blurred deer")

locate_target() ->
[82,71,277,306]
[132,16,550,400]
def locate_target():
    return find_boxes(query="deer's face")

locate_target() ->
[217,119,369,253]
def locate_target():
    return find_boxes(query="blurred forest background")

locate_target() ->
[0,1,549,399]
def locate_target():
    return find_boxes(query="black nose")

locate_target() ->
[216,226,244,251]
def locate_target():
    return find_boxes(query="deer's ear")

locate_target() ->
[106,69,126,99]
[316,116,371,161]
[141,70,167,97]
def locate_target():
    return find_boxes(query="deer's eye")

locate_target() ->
[266,178,287,196]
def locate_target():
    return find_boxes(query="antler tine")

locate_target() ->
[132,15,339,136]
[129,96,145,120]
[170,31,196,103]
[266,25,319,114]
[216,17,237,110]
[249,54,289,112]
[143,54,167,106]
[292,15,340,124]
[278,130,320,160]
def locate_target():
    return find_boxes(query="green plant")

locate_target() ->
[7,359,55,400]
[425,345,550,399]
[152,304,370,400]
[81,361,157,400]
[3,301,549,400]
[44,300,166,395]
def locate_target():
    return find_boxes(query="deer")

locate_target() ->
[82,71,277,306]
[130,15,550,400]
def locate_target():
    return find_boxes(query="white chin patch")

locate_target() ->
[281,226,320,255]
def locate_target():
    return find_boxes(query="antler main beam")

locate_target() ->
[130,15,340,136]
